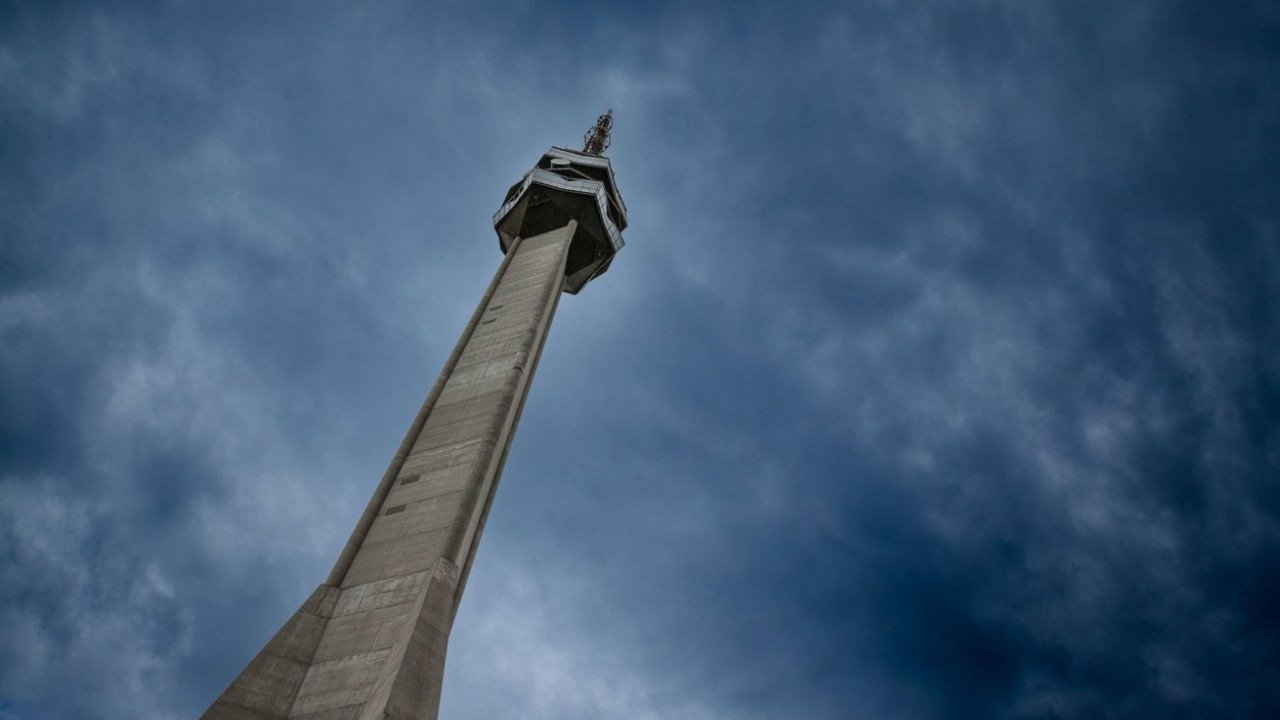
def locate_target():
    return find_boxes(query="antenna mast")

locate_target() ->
[583,109,613,156]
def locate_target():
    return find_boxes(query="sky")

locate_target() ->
[1,1,1278,718]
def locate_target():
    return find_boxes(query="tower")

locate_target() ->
[203,111,627,719]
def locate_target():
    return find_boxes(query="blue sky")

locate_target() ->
[2,1,1278,718]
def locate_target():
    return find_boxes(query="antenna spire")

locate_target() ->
[583,109,613,156]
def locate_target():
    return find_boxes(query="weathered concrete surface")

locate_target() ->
[203,222,577,719]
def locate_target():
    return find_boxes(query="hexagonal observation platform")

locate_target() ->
[492,146,628,294]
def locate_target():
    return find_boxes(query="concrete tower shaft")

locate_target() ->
[202,120,625,720]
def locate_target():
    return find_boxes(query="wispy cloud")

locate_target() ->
[1,1,1277,719]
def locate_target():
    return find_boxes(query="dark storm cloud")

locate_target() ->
[2,1,1278,719]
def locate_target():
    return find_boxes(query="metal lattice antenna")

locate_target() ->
[583,109,613,156]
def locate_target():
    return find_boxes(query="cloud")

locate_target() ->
[445,559,722,720]
[1,1,1278,719]
[0,474,188,719]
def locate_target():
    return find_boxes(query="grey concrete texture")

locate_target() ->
[202,222,578,719]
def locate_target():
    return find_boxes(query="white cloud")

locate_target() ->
[445,559,722,720]
[0,475,183,720]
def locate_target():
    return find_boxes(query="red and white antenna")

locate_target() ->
[583,109,613,156]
